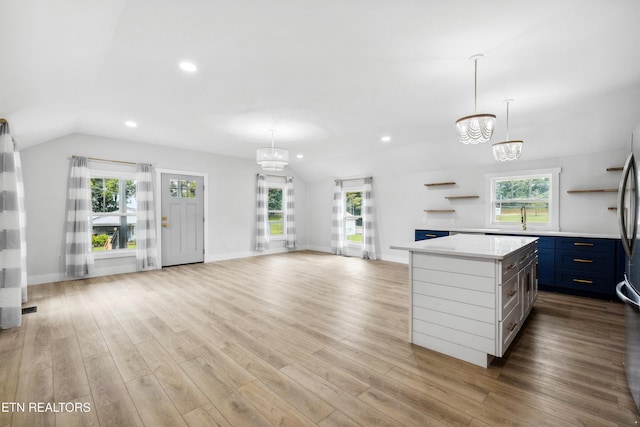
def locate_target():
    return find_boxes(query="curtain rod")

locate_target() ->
[336,176,371,183]
[257,173,288,179]
[72,155,138,166]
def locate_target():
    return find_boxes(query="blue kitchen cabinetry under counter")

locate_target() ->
[554,237,617,297]
[414,230,622,300]
[536,236,555,288]
[415,230,449,241]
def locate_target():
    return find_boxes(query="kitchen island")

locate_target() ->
[391,234,538,368]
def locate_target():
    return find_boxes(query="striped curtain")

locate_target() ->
[65,156,94,277]
[255,174,269,251]
[0,122,28,329]
[285,177,296,249]
[362,177,378,260]
[331,180,345,255]
[136,163,158,270]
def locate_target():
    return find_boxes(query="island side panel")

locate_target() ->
[410,251,498,368]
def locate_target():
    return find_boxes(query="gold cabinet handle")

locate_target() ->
[507,264,516,270]
[507,290,517,297]
[573,278,593,285]
[425,234,437,237]
[573,258,594,263]
[162,223,169,227]
[574,242,594,247]
[509,322,518,332]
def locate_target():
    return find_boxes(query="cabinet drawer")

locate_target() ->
[500,275,519,320]
[501,253,519,283]
[555,250,614,274]
[499,306,520,357]
[555,237,614,253]
[415,230,449,241]
[554,269,613,294]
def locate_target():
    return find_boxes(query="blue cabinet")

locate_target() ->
[414,230,623,299]
[554,237,617,297]
[537,236,555,287]
[415,230,449,241]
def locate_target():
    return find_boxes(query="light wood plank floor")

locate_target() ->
[1,250,638,426]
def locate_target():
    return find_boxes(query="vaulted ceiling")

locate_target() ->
[3,0,640,181]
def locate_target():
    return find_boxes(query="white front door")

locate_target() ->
[160,173,205,266]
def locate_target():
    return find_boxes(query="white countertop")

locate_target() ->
[390,233,538,260]
[418,227,620,239]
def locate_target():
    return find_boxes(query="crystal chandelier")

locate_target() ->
[455,54,496,144]
[492,99,523,161]
[256,130,289,171]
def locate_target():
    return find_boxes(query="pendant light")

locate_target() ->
[256,129,289,171]
[492,99,523,161]
[455,54,496,144]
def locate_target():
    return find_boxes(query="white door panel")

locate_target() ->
[161,173,204,266]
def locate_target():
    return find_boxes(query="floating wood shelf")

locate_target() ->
[566,189,618,194]
[424,182,455,187]
[607,167,623,171]
[424,209,455,213]
[444,195,479,200]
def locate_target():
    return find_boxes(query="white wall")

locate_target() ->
[21,133,307,284]
[22,133,628,284]
[306,149,630,263]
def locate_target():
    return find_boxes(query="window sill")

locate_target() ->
[94,250,136,260]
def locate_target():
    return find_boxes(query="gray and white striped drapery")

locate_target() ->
[285,177,296,249]
[0,122,28,329]
[362,177,378,260]
[330,180,345,255]
[65,156,94,277]
[255,174,269,251]
[136,163,158,270]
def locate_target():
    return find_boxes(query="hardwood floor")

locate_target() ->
[0,250,638,426]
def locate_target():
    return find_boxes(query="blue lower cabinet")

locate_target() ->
[554,269,612,294]
[538,248,555,286]
[554,236,617,298]
[415,230,449,241]
[555,250,615,274]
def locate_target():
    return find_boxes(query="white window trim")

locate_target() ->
[485,167,561,232]
[267,182,287,241]
[89,169,138,259]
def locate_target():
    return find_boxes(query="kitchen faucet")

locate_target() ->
[521,205,527,230]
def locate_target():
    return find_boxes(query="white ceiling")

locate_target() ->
[2,0,640,182]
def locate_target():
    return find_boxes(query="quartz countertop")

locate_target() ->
[390,233,538,260]
[415,227,619,239]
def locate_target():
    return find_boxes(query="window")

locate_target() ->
[169,179,197,198]
[487,168,560,230]
[90,176,137,252]
[345,190,362,244]
[268,186,284,238]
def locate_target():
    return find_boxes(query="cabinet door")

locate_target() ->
[538,248,554,286]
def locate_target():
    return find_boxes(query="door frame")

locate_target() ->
[155,168,209,267]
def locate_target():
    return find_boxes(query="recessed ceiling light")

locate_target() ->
[296,154,304,159]
[179,61,197,73]
[125,121,137,128]
[381,135,391,143]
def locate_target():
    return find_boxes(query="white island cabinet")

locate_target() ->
[391,234,538,368]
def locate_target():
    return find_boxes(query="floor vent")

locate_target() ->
[22,306,37,315]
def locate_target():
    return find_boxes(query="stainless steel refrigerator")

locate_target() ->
[616,151,640,412]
